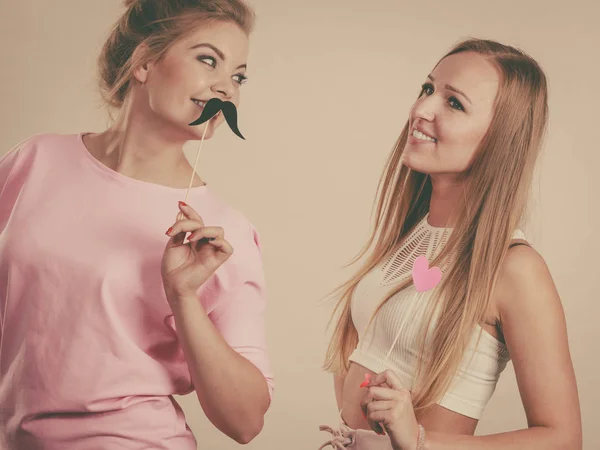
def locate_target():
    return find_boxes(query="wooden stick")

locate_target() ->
[177,117,211,221]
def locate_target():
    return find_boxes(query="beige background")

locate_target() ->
[1,0,598,448]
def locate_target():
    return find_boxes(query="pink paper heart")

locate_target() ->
[412,255,442,292]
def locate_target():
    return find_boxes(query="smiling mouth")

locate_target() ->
[191,99,206,109]
[411,129,437,143]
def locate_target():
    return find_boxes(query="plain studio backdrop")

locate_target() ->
[1,0,598,448]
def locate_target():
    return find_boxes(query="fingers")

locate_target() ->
[365,400,395,433]
[166,220,223,239]
[369,385,408,401]
[372,369,405,391]
[368,411,392,426]
[360,383,410,435]
[166,219,206,236]
[366,400,395,415]
[369,420,386,436]
[361,385,407,406]
[187,227,224,242]
[361,404,385,436]
[360,386,384,407]
[177,201,205,226]
[167,202,231,254]
[360,387,374,409]
[360,386,394,435]
[204,238,234,255]
[166,227,187,248]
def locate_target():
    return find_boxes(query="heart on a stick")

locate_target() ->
[412,255,442,292]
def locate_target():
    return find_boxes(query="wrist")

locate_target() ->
[169,295,211,332]
[167,291,204,314]
[173,293,199,305]
[164,285,197,305]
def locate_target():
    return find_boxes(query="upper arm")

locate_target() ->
[495,245,581,446]
[208,224,274,400]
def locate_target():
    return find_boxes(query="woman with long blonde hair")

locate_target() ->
[319,39,582,450]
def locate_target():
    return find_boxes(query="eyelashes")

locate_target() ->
[420,82,464,111]
[421,83,434,96]
[448,97,463,111]
[198,55,217,67]
[233,74,248,85]
[197,55,248,86]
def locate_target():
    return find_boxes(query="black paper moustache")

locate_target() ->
[188,98,245,140]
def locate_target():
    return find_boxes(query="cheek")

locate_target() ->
[442,119,487,153]
[157,59,207,95]
[147,67,181,110]
[152,64,206,115]
[232,90,242,107]
[418,121,471,172]
[153,59,181,86]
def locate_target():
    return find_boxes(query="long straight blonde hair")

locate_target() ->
[323,38,549,415]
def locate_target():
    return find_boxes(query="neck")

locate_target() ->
[88,95,204,188]
[427,174,465,228]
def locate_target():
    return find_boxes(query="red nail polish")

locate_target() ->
[166,227,173,235]
[188,232,195,239]
[179,201,188,207]
[360,372,371,388]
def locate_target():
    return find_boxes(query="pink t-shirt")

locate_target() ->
[0,133,274,449]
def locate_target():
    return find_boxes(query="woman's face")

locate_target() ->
[402,51,501,176]
[136,20,249,141]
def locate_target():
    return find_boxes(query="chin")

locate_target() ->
[402,152,434,175]
[403,161,425,173]
[189,126,215,140]
[187,119,223,141]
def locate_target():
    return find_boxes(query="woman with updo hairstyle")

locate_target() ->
[0,1,273,448]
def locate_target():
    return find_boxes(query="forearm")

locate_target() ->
[422,426,580,450]
[170,295,270,444]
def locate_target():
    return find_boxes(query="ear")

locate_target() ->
[132,63,149,85]
[131,43,152,85]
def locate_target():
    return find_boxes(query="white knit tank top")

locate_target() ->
[348,214,527,419]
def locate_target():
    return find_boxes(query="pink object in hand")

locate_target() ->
[412,255,442,292]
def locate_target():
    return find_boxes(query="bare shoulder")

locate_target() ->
[494,243,561,325]
[499,243,551,286]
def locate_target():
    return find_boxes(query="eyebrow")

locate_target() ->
[189,43,247,70]
[427,74,472,105]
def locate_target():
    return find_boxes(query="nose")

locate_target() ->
[411,96,436,123]
[210,76,235,100]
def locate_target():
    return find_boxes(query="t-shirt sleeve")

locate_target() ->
[0,136,37,233]
[207,222,275,401]
[0,138,27,196]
